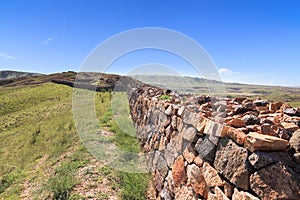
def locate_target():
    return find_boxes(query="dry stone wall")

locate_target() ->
[128,85,300,200]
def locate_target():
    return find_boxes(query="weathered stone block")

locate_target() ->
[232,188,259,200]
[172,155,186,188]
[250,163,300,200]
[186,164,208,198]
[227,128,247,145]
[290,129,300,153]
[195,134,219,164]
[202,162,224,187]
[214,137,251,190]
[244,132,289,152]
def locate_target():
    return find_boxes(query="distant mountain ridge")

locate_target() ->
[0,70,41,79]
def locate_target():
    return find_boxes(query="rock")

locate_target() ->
[195,135,218,164]
[244,132,289,152]
[164,116,172,127]
[204,120,226,137]
[161,187,172,200]
[155,170,163,192]
[173,132,184,154]
[165,142,178,168]
[260,123,276,136]
[183,146,196,163]
[250,163,300,200]
[233,105,248,115]
[196,117,208,133]
[177,106,185,117]
[182,126,197,143]
[172,155,186,187]
[186,164,208,198]
[155,152,169,178]
[177,117,184,132]
[193,156,204,167]
[227,128,247,145]
[281,122,299,133]
[290,129,300,152]
[202,162,224,187]
[165,170,175,196]
[244,102,255,110]
[183,109,199,126]
[207,187,230,200]
[269,102,283,112]
[294,153,300,164]
[165,105,173,115]
[284,107,300,117]
[174,186,197,200]
[253,100,268,107]
[227,118,246,128]
[224,181,234,198]
[171,115,178,130]
[232,188,259,200]
[242,114,260,125]
[214,137,251,190]
[248,151,297,170]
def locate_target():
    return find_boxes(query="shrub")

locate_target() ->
[47,163,77,200]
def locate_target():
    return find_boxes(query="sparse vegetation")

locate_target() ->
[160,94,171,100]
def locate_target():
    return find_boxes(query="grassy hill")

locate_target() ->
[0,70,41,79]
[0,80,150,199]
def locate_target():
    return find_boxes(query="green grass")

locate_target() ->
[0,83,150,199]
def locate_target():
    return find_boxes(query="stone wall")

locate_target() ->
[129,85,300,200]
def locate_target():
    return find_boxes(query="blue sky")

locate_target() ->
[0,0,299,86]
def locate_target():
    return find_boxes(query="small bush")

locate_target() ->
[118,172,150,200]
[47,163,77,200]
[160,94,170,100]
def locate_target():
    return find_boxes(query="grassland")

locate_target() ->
[131,75,300,107]
[0,82,150,199]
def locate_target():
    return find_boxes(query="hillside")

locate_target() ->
[0,70,41,79]
[0,73,150,199]
[131,74,300,107]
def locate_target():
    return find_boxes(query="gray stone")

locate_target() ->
[183,109,199,127]
[290,129,300,153]
[284,107,300,117]
[165,142,178,168]
[253,100,268,106]
[152,151,168,178]
[161,187,172,200]
[248,151,298,170]
[195,135,219,164]
[242,114,260,125]
[214,137,251,190]
[183,126,197,143]
[250,163,300,200]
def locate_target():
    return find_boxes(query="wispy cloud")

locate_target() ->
[218,67,240,76]
[42,21,67,46]
[0,52,17,60]
[42,37,53,46]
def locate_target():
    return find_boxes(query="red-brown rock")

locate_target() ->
[244,132,289,152]
[172,155,186,187]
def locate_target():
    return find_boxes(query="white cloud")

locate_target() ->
[42,37,53,46]
[218,68,240,76]
[0,52,17,60]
